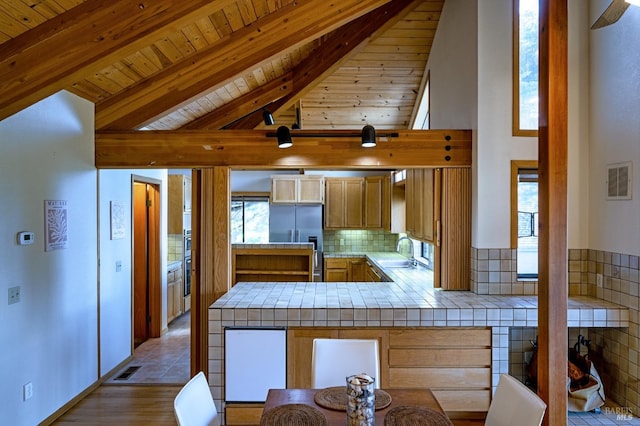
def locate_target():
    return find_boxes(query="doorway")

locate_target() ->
[132,179,161,347]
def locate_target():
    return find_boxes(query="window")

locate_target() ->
[420,242,434,270]
[412,71,430,129]
[511,161,539,278]
[231,195,269,243]
[513,0,539,136]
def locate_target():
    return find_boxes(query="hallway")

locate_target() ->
[106,311,190,385]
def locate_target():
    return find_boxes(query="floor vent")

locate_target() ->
[114,366,141,380]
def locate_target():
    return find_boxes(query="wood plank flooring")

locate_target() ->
[52,385,180,425]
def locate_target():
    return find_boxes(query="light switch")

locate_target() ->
[9,286,20,305]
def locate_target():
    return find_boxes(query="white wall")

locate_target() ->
[588,1,640,256]
[98,169,168,377]
[0,91,98,425]
[0,91,170,424]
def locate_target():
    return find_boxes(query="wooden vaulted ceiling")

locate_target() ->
[0,0,444,133]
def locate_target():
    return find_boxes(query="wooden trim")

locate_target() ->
[538,0,568,424]
[510,160,538,248]
[512,0,539,137]
[94,129,472,169]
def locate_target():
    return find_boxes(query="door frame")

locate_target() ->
[131,175,162,346]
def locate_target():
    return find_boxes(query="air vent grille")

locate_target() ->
[607,162,632,200]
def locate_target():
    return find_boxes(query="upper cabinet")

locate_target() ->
[169,174,191,234]
[405,169,435,243]
[271,175,324,204]
[324,177,364,229]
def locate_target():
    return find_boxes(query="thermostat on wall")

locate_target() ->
[17,231,35,245]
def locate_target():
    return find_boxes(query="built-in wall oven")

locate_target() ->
[183,230,191,297]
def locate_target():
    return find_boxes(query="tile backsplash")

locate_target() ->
[168,233,183,262]
[323,230,398,253]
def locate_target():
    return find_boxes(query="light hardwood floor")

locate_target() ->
[52,385,180,425]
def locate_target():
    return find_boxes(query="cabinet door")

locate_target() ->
[287,329,339,388]
[271,176,298,203]
[421,168,434,242]
[183,176,192,212]
[364,176,383,229]
[324,258,349,282]
[298,176,324,203]
[348,258,366,281]
[324,179,345,228]
[344,178,364,228]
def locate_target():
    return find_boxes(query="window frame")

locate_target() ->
[512,0,539,137]
[510,160,539,279]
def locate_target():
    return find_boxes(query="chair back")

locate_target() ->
[484,374,546,426]
[311,338,380,389]
[174,371,220,426]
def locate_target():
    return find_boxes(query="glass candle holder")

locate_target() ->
[346,374,375,426]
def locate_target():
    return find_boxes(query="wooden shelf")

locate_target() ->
[232,246,314,284]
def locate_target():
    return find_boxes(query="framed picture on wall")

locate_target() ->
[45,200,68,251]
[110,200,126,240]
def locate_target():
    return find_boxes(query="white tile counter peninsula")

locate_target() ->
[209,252,628,421]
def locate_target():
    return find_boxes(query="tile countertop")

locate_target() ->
[211,252,628,328]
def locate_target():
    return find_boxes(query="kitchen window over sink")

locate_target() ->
[231,195,269,243]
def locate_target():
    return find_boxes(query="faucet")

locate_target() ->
[395,236,416,267]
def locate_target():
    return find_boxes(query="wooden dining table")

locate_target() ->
[261,388,449,425]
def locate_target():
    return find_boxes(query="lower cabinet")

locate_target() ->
[287,327,491,419]
[324,257,367,282]
[167,265,183,323]
[225,403,264,425]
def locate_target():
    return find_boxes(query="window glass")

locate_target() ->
[231,196,269,243]
[514,0,539,135]
[420,242,434,271]
[516,168,538,278]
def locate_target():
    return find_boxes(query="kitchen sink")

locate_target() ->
[377,258,414,268]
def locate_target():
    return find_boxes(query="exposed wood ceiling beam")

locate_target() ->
[222,0,420,130]
[0,0,239,121]
[94,0,393,130]
[181,73,293,130]
[95,129,471,168]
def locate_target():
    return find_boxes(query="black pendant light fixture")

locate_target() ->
[276,125,292,148]
[262,109,275,126]
[361,125,376,147]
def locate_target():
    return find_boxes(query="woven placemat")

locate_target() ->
[313,386,392,411]
[384,406,453,426]
[260,403,327,426]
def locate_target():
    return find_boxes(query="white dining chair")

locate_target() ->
[484,374,547,426]
[174,371,221,426]
[311,338,380,389]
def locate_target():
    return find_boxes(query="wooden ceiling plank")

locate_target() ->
[94,0,393,129]
[183,72,293,130]
[0,0,47,29]
[194,16,222,45]
[0,8,29,37]
[272,0,423,116]
[0,0,240,121]
[181,23,209,52]
[94,129,472,169]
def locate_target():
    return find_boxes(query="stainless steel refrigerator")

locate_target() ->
[269,204,323,281]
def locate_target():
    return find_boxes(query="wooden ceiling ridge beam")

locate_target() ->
[223,0,420,130]
[181,73,294,130]
[0,0,239,121]
[94,0,393,130]
[94,129,472,168]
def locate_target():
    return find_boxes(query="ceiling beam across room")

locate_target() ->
[0,0,238,121]
[95,0,394,130]
[94,129,472,169]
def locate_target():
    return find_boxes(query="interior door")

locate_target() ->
[133,180,161,347]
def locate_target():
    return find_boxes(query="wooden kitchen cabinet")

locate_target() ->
[271,174,324,204]
[324,177,363,229]
[287,326,490,419]
[366,261,384,282]
[168,174,191,234]
[232,246,314,284]
[324,257,366,282]
[405,168,435,243]
[364,176,383,229]
[167,264,183,323]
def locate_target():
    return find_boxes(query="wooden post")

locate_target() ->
[538,0,568,424]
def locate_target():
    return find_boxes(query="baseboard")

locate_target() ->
[38,355,134,425]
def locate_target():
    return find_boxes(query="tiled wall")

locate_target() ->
[168,234,183,262]
[496,247,640,413]
[323,230,398,253]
